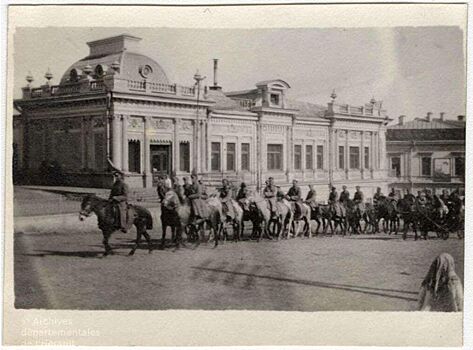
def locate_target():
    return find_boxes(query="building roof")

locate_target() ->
[59,35,169,85]
[206,89,249,112]
[286,99,327,121]
[387,117,466,141]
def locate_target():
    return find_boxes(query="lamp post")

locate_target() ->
[193,70,206,175]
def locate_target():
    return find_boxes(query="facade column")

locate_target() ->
[173,119,179,173]
[256,119,263,192]
[345,129,349,179]
[360,130,365,177]
[200,119,206,174]
[111,115,122,169]
[286,124,292,182]
[121,115,129,172]
[373,131,378,170]
[144,116,152,187]
[81,117,87,169]
[328,128,335,185]
[379,129,387,171]
[193,118,200,174]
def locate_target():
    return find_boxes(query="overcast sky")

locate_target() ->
[13,26,465,123]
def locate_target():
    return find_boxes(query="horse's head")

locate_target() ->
[79,194,95,221]
[162,190,178,210]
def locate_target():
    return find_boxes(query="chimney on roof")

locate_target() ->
[426,112,432,122]
[440,112,445,121]
[398,115,406,125]
[209,58,221,91]
[458,115,465,122]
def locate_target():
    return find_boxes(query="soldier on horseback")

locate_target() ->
[220,178,236,220]
[109,170,129,233]
[286,179,303,217]
[264,177,278,219]
[404,188,416,204]
[305,184,318,210]
[328,186,338,205]
[373,187,384,206]
[339,185,350,203]
[187,174,210,222]
[236,182,248,202]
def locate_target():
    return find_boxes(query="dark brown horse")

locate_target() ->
[79,195,154,256]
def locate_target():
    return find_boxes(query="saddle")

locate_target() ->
[107,202,134,230]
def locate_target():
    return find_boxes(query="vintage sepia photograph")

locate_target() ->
[4,3,468,347]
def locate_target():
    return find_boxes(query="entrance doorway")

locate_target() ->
[150,144,172,183]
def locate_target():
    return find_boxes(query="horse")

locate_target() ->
[322,201,347,235]
[79,195,154,256]
[375,197,399,234]
[220,198,244,242]
[246,193,274,241]
[161,190,222,247]
[287,200,311,238]
[397,198,420,240]
[344,199,364,235]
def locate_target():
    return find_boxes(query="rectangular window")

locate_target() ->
[241,143,250,171]
[179,142,190,172]
[270,93,280,106]
[226,143,236,171]
[391,156,401,177]
[349,146,360,169]
[364,147,370,169]
[338,146,345,169]
[128,140,141,173]
[454,157,464,177]
[94,132,104,171]
[294,145,302,170]
[267,144,283,170]
[317,145,324,169]
[306,145,313,170]
[421,157,432,176]
[211,142,221,171]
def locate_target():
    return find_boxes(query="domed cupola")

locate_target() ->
[59,34,169,85]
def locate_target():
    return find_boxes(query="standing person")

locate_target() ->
[219,178,235,220]
[418,253,463,312]
[163,174,172,191]
[305,184,318,210]
[440,189,450,205]
[286,179,303,217]
[263,177,278,218]
[404,188,416,204]
[339,185,350,203]
[109,170,129,233]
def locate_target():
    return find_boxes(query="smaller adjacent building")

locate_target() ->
[386,112,466,196]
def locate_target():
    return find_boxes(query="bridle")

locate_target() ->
[79,198,94,220]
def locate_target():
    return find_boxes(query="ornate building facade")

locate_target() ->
[14,34,390,199]
[387,113,466,196]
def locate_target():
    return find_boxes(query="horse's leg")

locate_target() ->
[129,223,143,256]
[102,230,113,256]
[161,224,167,249]
[305,217,311,238]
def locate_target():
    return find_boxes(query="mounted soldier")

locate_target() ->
[353,185,364,206]
[373,187,384,206]
[263,177,278,218]
[404,188,416,205]
[339,185,350,204]
[328,186,338,205]
[187,174,210,221]
[236,182,248,201]
[220,178,236,220]
[109,169,129,233]
[305,184,318,210]
[182,177,191,197]
[286,179,303,217]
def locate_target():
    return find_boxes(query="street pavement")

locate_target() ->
[14,216,464,311]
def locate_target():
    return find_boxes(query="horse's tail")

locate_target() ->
[137,206,153,230]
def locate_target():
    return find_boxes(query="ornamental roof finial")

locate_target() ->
[370,96,376,105]
[330,89,337,102]
[44,68,53,84]
[26,71,34,86]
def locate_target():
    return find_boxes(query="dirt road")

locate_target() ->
[14,220,464,311]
